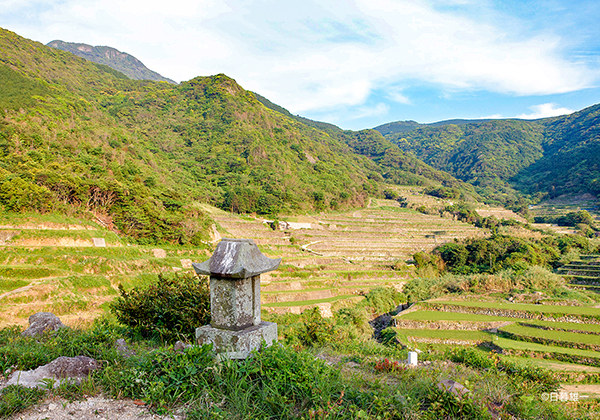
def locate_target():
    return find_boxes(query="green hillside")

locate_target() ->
[379,108,600,206]
[382,120,545,204]
[0,27,474,245]
[514,104,600,198]
[254,93,478,198]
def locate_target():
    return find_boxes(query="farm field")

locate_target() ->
[394,297,600,400]
[0,191,492,326]
[207,192,492,316]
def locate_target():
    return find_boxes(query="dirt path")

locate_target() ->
[560,384,600,398]
[10,395,183,420]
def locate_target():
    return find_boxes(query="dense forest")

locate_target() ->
[0,27,473,244]
[378,108,600,205]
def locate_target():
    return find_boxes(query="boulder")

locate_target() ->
[6,356,98,389]
[21,312,66,337]
[437,379,470,399]
[173,341,192,353]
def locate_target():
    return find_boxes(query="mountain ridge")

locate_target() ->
[47,39,176,84]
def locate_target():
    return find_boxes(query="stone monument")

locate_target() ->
[193,238,280,359]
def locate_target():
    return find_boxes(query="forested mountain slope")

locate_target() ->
[0,27,472,245]
[513,104,600,198]
[379,107,600,204]
[253,93,478,198]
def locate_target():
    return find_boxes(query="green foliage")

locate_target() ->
[424,385,491,420]
[297,307,335,346]
[403,266,567,302]
[110,273,210,342]
[0,385,45,418]
[535,210,598,235]
[0,319,123,373]
[448,347,559,392]
[385,120,545,204]
[362,286,405,315]
[0,176,53,212]
[433,234,594,274]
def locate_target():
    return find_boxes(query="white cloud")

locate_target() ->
[353,103,390,119]
[1,0,597,122]
[517,103,574,119]
[480,114,503,119]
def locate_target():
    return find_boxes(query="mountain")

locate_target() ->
[253,93,478,197]
[513,104,600,198]
[0,27,473,245]
[378,108,600,205]
[382,120,545,203]
[373,118,494,136]
[47,40,176,84]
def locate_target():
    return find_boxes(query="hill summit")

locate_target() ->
[47,40,176,84]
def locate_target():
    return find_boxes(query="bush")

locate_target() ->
[111,273,210,342]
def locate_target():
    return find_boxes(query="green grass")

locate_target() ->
[11,229,123,243]
[432,299,600,316]
[262,295,358,308]
[0,279,29,293]
[495,336,600,359]
[395,328,494,341]
[522,319,600,334]
[0,211,100,228]
[501,355,600,373]
[0,266,64,280]
[397,309,508,322]
[500,324,600,347]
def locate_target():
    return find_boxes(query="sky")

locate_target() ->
[1,0,600,130]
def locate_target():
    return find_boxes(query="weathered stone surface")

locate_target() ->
[437,380,470,398]
[193,238,281,279]
[21,312,66,337]
[196,321,277,359]
[210,275,261,330]
[193,237,279,359]
[6,356,98,389]
[174,341,192,353]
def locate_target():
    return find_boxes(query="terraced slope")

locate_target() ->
[394,298,600,396]
[1,195,489,325]
[0,213,210,327]
[206,198,485,316]
[558,255,600,291]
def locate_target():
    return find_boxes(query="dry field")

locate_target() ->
[0,192,495,325]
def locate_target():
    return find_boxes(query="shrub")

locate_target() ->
[111,273,210,342]
[363,287,404,315]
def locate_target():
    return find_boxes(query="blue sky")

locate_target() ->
[1,0,600,130]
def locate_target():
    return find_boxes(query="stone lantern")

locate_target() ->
[193,238,280,359]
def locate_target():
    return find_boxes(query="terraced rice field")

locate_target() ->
[207,197,486,316]
[0,213,211,327]
[394,298,600,394]
[0,192,492,325]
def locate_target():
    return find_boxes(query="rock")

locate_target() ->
[437,379,470,399]
[21,312,66,337]
[152,248,167,258]
[7,356,98,389]
[115,338,135,358]
[173,341,192,353]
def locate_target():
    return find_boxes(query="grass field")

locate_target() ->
[431,299,600,316]
[500,323,600,347]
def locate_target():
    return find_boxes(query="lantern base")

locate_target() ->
[196,321,277,359]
